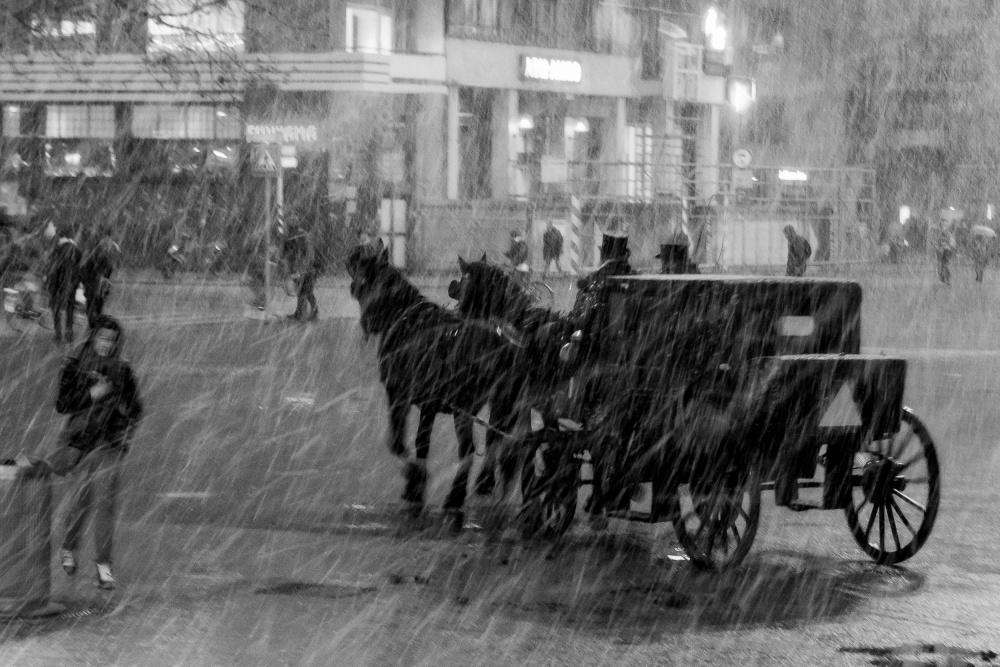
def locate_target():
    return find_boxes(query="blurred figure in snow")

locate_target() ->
[935,223,956,285]
[80,226,120,327]
[542,221,563,277]
[504,229,529,284]
[285,223,320,322]
[46,225,82,344]
[971,234,991,283]
[783,225,812,277]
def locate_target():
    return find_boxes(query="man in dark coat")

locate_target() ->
[288,226,320,322]
[49,315,143,590]
[657,230,700,274]
[783,225,812,277]
[542,221,564,277]
[80,231,119,327]
[571,233,635,323]
[504,230,529,270]
[46,227,83,344]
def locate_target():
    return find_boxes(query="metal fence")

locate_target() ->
[411,165,878,274]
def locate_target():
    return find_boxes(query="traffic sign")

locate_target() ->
[253,145,278,175]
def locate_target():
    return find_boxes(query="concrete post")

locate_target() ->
[447,86,459,200]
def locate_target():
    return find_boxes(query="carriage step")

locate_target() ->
[786,501,822,512]
[605,510,655,522]
[760,480,824,491]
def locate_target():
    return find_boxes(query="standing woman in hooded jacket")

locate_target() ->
[49,314,143,590]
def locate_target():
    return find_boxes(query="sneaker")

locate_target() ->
[60,549,76,576]
[95,562,116,590]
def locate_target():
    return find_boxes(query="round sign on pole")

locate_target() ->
[732,149,752,169]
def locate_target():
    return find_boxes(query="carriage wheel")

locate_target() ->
[520,440,577,540]
[672,465,761,571]
[844,408,940,565]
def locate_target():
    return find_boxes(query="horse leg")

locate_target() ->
[389,397,423,516]
[387,395,409,458]
[445,412,476,534]
[403,407,434,518]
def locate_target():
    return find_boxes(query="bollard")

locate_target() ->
[0,460,65,618]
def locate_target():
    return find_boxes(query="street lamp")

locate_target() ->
[728,77,756,113]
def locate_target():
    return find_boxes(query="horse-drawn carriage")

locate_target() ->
[347,241,940,570]
[513,273,940,569]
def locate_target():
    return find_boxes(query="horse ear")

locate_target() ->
[458,255,468,271]
[374,237,389,263]
[480,252,487,263]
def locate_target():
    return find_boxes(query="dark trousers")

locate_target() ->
[83,276,108,327]
[50,437,126,566]
[938,250,952,284]
[50,287,76,342]
[293,271,318,320]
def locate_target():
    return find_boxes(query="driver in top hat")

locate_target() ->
[657,229,700,274]
[570,228,635,323]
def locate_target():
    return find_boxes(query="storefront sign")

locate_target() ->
[540,156,568,184]
[246,123,320,144]
[521,56,582,84]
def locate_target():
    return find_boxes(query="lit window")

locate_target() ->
[346,6,392,54]
[2,106,22,137]
[45,105,115,139]
[147,0,245,54]
[30,16,97,51]
[132,105,239,139]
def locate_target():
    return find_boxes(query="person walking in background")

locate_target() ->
[971,234,991,283]
[504,229,530,287]
[783,225,812,277]
[542,221,563,278]
[288,226,320,322]
[936,223,956,285]
[80,228,120,327]
[49,315,143,591]
[46,226,82,344]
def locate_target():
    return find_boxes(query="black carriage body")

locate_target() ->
[577,275,907,512]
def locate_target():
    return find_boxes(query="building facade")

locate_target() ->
[0,0,736,271]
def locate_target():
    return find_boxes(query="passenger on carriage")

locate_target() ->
[656,234,700,275]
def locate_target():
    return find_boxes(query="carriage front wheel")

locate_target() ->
[672,465,762,571]
[844,408,940,565]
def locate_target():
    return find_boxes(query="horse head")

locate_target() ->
[450,253,534,322]
[346,238,407,336]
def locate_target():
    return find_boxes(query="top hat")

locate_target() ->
[600,234,631,263]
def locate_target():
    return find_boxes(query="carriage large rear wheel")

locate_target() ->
[672,465,761,570]
[520,438,578,540]
[844,408,940,565]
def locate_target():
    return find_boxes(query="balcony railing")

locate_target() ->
[447,22,641,57]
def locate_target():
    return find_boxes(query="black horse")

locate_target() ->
[346,241,526,532]
[448,255,580,497]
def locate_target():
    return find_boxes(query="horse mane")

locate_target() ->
[368,264,450,339]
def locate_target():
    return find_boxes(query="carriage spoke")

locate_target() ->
[887,503,902,552]
[900,476,929,485]
[890,498,917,535]
[895,451,924,472]
[879,505,886,552]
[864,502,878,540]
[888,428,916,460]
[893,490,927,514]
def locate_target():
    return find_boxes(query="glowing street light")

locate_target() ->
[728,77,756,113]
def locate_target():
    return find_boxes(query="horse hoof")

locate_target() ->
[474,469,496,497]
